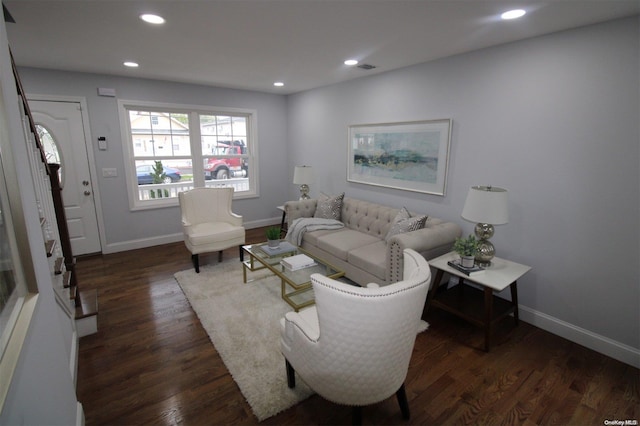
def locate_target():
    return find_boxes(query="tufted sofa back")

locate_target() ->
[341,197,399,239]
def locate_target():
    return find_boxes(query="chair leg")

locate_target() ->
[239,246,244,262]
[285,359,296,388]
[218,250,223,263]
[396,383,410,420]
[352,406,363,425]
[192,254,200,273]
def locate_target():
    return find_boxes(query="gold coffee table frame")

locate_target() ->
[242,242,344,311]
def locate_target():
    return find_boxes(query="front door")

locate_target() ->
[29,99,102,255]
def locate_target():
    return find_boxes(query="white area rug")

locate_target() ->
[174,260,429,421]
[174,260,314,421]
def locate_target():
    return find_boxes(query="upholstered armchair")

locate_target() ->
[178,187,245,273]
[280,248,431,424]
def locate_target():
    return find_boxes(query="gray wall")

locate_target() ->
[287,17,639,361]
[17,69,290,251]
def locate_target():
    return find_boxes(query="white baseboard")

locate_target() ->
[76,402,84,426]
[103,232,184,254]
[102,217,281,254]
[519,305,639,368]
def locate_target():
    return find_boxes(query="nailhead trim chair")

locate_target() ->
[280,248,431,424]
[178,187,245,273]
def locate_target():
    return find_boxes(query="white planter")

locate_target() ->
[267,239,280,248]
[461,255,475,268]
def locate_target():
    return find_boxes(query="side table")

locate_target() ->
[425,251,531,351]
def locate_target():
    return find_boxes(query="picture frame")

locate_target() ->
[347,119,452,196]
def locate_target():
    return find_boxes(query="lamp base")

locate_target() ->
[474,223,496,267]
[298,184,310,200]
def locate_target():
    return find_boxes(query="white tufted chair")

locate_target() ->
[280,248,431,424]
[178,187,245,273]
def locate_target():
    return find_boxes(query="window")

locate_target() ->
[36,124,63,186]
[119,100,258,210]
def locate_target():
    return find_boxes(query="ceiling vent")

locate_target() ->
[357,63,376,70]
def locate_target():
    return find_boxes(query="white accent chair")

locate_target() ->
[280,248,431,424]
[178,187,246,273]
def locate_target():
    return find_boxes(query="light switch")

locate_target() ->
[102,168,117,177]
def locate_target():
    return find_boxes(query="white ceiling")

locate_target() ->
[4,1,639,95]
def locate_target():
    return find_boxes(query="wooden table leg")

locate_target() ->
[484,286,494,352]
[424,269,444,316]
[510,281,519,325]
[280,210,287,238]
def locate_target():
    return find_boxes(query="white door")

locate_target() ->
[29,100,102,255]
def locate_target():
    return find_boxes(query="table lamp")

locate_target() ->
[293,165,314,200]
[461,185,509,266]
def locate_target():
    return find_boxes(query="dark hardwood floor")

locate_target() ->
[75,227,639,425]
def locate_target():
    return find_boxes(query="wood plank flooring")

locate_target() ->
[75,227,639,425]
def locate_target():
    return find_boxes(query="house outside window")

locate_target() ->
[119,100,258,210]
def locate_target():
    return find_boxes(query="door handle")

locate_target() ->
[82,180,90,186]
[84,190,91,196]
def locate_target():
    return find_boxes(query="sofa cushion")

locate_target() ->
[315,228,380,261]
[347,240,387,280]
[314,192,344,220]
[385,207,427,242]
[187,222,245,246]
[301,229,336,246]
[386,206,411,234]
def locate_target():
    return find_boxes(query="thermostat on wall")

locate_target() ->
[98,136,107,150]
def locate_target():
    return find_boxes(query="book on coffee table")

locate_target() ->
[259,241,297,256]
[281,254,317,271]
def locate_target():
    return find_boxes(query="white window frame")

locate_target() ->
[118,100,259,210]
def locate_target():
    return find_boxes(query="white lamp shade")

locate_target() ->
[293,165,314,185]
[461,186,509,225]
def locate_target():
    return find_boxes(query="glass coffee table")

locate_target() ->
[242,241,344,311]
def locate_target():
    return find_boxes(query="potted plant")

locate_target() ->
[265,226,281,248]
[453,234,479,268]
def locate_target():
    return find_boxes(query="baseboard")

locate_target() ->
[76,402,84,426]
[102,217,281,254]
[519,305,639,368]
[103,232,184,254]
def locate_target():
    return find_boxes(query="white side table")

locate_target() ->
[425,251,531,351]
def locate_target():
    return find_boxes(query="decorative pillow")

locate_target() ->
[385,207,427,242]
[314,192,345,221]
[393,206,411,223]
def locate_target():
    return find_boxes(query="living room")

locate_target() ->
[0,2,638,424]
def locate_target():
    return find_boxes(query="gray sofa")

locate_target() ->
[284,196,461,286]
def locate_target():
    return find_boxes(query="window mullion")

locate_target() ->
[190,112,205,187]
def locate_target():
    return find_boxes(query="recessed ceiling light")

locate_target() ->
[123,61,139,68]
[501,9,526,20]
[344,59,359,66]
[140,14,165,24]
[273,82,284,87]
